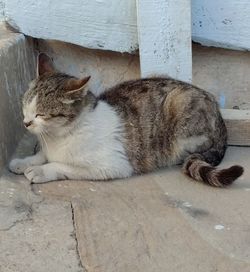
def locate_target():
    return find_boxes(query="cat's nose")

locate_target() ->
[24,121,32,128]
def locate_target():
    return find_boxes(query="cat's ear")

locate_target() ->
[37,53,55,77]
[61,76,91,104]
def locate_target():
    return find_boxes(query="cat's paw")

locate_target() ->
[24,165,57,183]
[9,159,29,174]
[24,166,48,183]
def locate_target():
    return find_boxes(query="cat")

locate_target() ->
[9,53,243,187]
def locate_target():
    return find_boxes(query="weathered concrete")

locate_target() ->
[3,133,249,272]
[0,134,83,272]
[0,23,35,171]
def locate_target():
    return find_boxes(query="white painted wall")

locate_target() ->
[4,0,250,52]
[192,0,250,51]
[4,0,138,53]
[136,0,191,82]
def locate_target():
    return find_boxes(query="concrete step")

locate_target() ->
[0,23,35,171]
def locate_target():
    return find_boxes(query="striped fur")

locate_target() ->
[183,154,244,187]
[9,53,244,186]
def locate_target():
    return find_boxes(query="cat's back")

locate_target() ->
[99,77,177,108]
[98,77,219,174]
[98,77,212,113]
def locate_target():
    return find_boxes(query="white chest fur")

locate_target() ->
[43,101,133,179]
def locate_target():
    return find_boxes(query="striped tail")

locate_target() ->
[183,154,244,187]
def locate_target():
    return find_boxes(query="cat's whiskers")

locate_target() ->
[42,128,51,139]
[39,131,49,152]
[42,127,59,142]
[40,126,76,164]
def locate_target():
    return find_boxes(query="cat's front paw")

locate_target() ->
[9,159,29,174]
[24,166,48,183]
[24,165,57,183]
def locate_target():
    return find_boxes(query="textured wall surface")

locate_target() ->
[0,1,4,21]
[4,0,138,53]
[0,24,35,170]
[192,0,250,51]
[136,0,192,82]
[38,39,250,109]
[4,0,250,52]
[192,44,250,109]
[37,40,140,96]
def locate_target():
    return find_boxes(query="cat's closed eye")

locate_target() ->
[38,113,68,120]
[35,114,45,118]
[50,113,67,118]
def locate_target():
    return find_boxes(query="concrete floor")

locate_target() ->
[1,134,250,272]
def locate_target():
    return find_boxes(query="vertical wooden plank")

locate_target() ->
[136,0,192,82]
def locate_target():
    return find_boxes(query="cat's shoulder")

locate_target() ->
[98,76,200,104]
[98,77,175,100]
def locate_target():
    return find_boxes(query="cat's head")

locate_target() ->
[22,53,91,135]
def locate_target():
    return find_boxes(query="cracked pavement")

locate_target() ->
[0,134,83,272]
[0,171,84,272]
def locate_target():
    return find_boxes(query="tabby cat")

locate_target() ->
[9,53,243,187]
